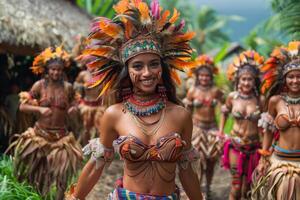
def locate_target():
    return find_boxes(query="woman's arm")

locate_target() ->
[19,81,48,115]
[71,106,119,199]
[260,96,277,151]
[178,108,203,200]
[182,87,195,113]
[219,93,233,135]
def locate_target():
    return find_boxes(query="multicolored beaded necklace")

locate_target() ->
[124,94,166,116]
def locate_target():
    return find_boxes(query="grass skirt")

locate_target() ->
[7,125,83,196]
[192,120,222,171]
[251,153,300,200]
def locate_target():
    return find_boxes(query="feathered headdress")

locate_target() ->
[78,0,196,97]
[227,50,264,81]
[261,41,300,94]
[31,46,70,75]
[189,54,219,76]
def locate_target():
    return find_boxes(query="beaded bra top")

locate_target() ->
[113,133,186,182]
[275,97,300,131]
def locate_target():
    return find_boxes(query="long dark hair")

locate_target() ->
[114,59,180,104]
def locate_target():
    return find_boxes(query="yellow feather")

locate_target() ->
[99,75,117,97]
[157,10,170,30]
[113,0,129,14]
[138,2,151,25]
[83,47,114,57]
[99,21,123,39]
[170,70,181,85]
[169,8,180,24]
[174,32,196,43]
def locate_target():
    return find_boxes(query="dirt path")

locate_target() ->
[86,159,230,200]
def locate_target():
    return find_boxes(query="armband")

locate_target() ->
[19,92,38,106]
[221,105,230,114]
[177,147,200,173]
[258,112,277,133]
[182,98,193,107]
[82,138,114,169]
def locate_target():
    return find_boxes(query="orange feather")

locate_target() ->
[170,70,181,85]
[174,32,196,43]
[169,8,180,24]
[124,20,134,39]
[157,10,170,30]
[138,2,151,25]
[82,47,115,57]
[99,74,117,97]
[113,0,129,14]
[86,59,108,70]
[99,21,123,39]
[167,59,197,70]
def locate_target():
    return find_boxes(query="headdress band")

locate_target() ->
[120,36,161,63]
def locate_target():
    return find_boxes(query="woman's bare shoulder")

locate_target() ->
[167,102,191,120]
[104,103,124,119]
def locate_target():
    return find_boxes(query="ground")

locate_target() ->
[86,159,230,200]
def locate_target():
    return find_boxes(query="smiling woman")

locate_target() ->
[252,41,300,200]
[6,46,83,200]
[66,0,203,200]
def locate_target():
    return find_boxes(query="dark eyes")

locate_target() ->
[132,61,160,69]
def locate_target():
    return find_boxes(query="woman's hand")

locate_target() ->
[68,106,78,115]
[256,157,270,177]
[39,107,52,117]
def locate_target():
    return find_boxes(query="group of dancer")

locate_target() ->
[5,0,300,200]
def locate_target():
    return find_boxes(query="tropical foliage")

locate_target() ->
[270,0,300,40]
[75,0,118,17]
[0,156,44,200]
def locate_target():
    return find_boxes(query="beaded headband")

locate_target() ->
[120,36,161,63]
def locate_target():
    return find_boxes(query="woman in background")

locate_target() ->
[219,51,264,200]
[183,54,223,198]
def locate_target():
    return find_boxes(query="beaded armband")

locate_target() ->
[221,104,230,115]
[182,98,193,108]
[82,138,115,169]
[177,147,200,173]
[258,112,277,133]
[19,92,38,106]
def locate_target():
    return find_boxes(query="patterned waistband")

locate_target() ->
[230,138,260,154]
[34,123,68,141]
[193,118,217,130]
[108,177,180,200]
[273,145,300,161]
[80,98,103,106]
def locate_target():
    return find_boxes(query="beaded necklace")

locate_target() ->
[124,94,166,116]
[282,94,300,104]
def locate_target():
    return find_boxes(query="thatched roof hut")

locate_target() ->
[0,0,92,55]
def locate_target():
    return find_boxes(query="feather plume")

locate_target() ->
[99,21,124,39]
[86,59,109,70]
[113,0,129,14]
[138,2,151,25]
[157,10,170,30]
[82,47,115,57]
[170,70,181,85]
[151,0,160,19]
[173,32,196,43]
[169,8,180,24]
[167,58,197,70]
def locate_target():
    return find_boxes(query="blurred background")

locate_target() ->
[0,0,299,199]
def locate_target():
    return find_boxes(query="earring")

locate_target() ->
[157,85,167,99]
